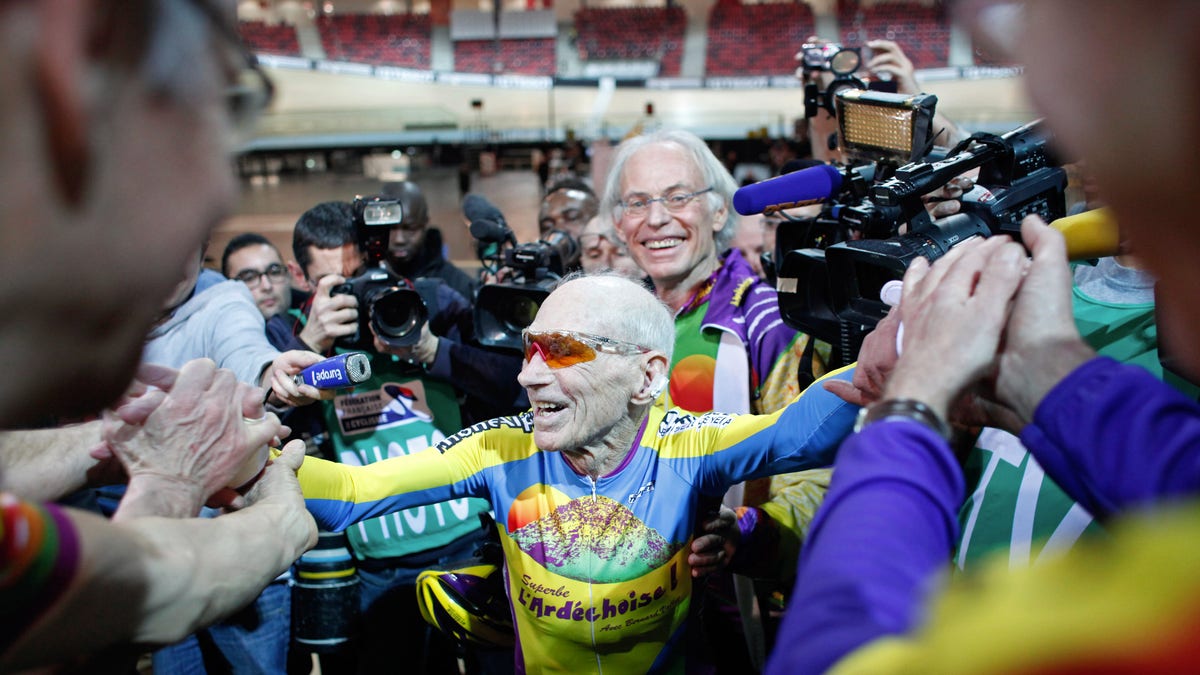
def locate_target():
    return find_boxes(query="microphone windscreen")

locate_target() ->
[469,219,512,243]
[463,194,505,225]
[733,164,844,216]
[344,352,372,383]
[1051,207,1120,260]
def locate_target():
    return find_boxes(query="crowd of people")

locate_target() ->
[4,1,1200,674]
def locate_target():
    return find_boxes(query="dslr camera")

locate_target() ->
[333,195,429,351]
[800,41,898,119]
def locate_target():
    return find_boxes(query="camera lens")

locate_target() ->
[829,48,861,76]
[500,295,541,334]
[370,288,424,340]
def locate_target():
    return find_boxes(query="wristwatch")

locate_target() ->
[853,399,952,441]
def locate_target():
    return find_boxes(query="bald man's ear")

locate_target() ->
[35,0,90,206]
[632,353,669,405]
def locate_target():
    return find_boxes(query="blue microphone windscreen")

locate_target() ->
[732,164,843,216]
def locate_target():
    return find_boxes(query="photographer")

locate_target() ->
[767,2,1200,672]
[384,180,480,304]
[797,38,964,164]
[285,201,513,674]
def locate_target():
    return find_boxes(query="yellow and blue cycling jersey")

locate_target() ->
[297,367,856,674]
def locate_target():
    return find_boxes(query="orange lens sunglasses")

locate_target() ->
[522,330,651,369]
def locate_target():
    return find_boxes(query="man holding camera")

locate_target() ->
[286,200,504,674]
[539,177,599,243]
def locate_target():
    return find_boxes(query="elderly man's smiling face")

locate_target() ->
[517,279,650,454]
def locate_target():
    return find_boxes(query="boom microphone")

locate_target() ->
[463,194,515,245]
[733,164,844,216]
[294,352,372,389]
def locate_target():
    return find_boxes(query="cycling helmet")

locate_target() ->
[416,561,514,648]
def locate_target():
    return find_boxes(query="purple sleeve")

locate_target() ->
[765,420,963,674]
[1020,356,1200,518]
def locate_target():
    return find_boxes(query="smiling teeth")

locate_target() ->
[644,238,682,250]
[536,404,563,414]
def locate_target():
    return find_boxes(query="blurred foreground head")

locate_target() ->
[0,0,267,425]
[957,0,1200,377]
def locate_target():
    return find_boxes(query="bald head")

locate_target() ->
[385,181,431,268]
[536,274,674,363]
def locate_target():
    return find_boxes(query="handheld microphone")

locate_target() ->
[733,164,844,216]
[463,194,515,245]
[294,352,372,389]
[1050,207,1121,260]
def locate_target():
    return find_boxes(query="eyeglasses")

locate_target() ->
[952,0,1024,62]
[226,55,275,144]
[234,263,287,288]
[183,0,276,144]
[618,187,714,219]
[522,330,651,369]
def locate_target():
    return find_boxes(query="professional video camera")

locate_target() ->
[826,119,1065,326]
[333,195,429,351]
[736,87,1075,364]
[463,194,580,351]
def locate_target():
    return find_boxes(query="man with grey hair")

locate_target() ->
[602,129,830,668]
[292,273,857,673]
[601,129,818,416]
[0,0,316,669]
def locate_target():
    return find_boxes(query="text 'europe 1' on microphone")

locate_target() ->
[732,164,845,216]
[294,352,373,389]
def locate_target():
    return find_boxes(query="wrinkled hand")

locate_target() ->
[866,39,919,94]
[102,358,282,509]
[233,440,318,553]
[824,305,902,407]
[884,237,1028,420]
[298,275,358,352]
[265,350,329,407]
[87,363,182,480]
[992,217,1095,423]
[689,506,739,578]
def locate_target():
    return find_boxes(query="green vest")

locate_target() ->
[318,345,490,559]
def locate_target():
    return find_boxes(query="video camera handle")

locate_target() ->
[871,120,1048,212]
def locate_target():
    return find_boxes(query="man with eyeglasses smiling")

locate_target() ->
[291,273,857,673]
[601,128,832,669]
